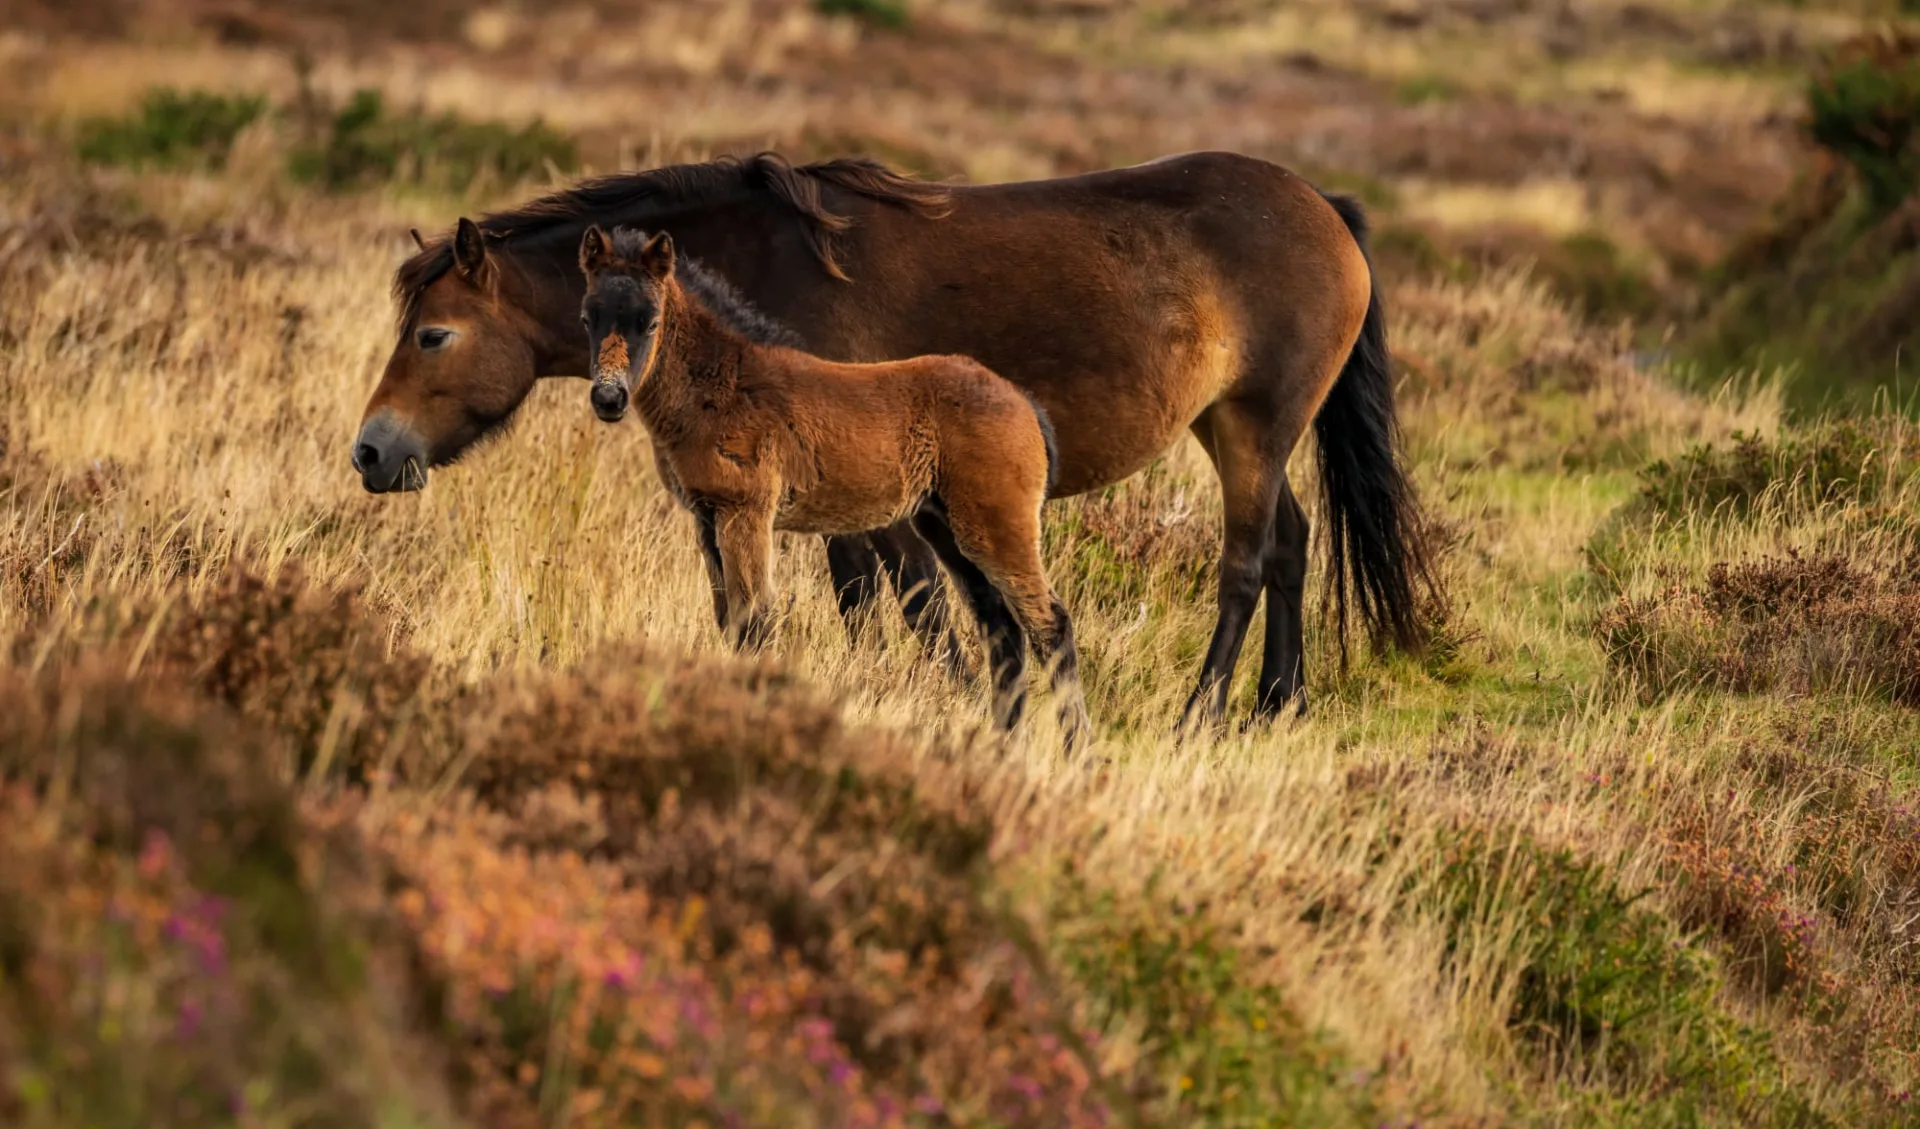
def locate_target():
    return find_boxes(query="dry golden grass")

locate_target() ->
[8,4,1920,1125]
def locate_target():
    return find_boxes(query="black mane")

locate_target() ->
[606,227,805,350]
[393,151,949,335]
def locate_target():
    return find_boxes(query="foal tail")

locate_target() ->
[1312,191,1434,663]
[1018,389,1061,499]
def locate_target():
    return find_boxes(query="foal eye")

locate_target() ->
[416,327,453,351]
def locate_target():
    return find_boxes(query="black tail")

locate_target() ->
[1313,191,1433,662]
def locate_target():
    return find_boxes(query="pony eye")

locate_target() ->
[416,327,453,351]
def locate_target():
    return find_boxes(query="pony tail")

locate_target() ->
[1311,191,1435,663]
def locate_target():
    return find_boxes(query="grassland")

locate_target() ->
[5,1,1920,1126]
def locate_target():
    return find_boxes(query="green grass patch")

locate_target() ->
[1394,74,1459,106]
[1051,872,1386,1127]
[1427,826,1830,1126]
[287,88,575,194]
[1635,418,1914,519]
[814,0,910,30]
[76,88,267,170]
[72,85,576,196]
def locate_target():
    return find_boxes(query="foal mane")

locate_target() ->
[394,152,950,334]
[606,228,805,351]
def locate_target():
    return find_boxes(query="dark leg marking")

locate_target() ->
[911,499,1028,730]
[872,520,974,682]
[694,505,728,631]
[823,533,885,646]
[1255,480,1310,719]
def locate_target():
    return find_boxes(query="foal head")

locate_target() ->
[578,224,677,423]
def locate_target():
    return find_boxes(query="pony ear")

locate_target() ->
[579,225,611,274]
[453,217,492,284]
[408,227,427,251]
[640,231,675,280]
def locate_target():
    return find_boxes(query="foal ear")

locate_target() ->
[578,225,612,274]
[408,227,427,251]
[640,231,675,280]
[453,217,492,284]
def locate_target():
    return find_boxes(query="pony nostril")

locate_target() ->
[354,442,381,472]
[591,383,627,414]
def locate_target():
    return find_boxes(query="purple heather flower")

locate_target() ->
[176,999,204,1041]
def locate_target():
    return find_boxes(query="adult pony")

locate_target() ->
[352,150,1433,725]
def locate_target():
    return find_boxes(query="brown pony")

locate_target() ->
[353,150,1433,729]
[579,224,1090,745]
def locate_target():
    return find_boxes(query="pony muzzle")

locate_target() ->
[590,377,630,422]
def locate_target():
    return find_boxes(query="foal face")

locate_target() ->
[578,225,675,423]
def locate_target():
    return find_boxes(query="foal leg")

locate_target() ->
[1179,402,1284,733]
[940,494,1092,751]
[871,520,974,682]
[911,501,1028,730]
[715,501,778,651]
[693,505,728,632]
[1255,479,1311,719]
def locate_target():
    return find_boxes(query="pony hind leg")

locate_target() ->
[1256,479,1311,719]
[870,520,974,683]
[823,533,885,645]
[1180,402,1285,733]
[910,499,1029,731]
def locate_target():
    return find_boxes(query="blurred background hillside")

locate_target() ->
[7,0,1919,404]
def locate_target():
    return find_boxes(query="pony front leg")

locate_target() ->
[714,502,777,651]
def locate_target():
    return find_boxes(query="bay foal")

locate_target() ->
[578,224,1091,747]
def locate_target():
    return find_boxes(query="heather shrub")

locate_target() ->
[1631,418,1919,522]
[1657,735,1920,1108]
[0,665,452,1129]
[412,656,1118,1126]
[138,562,436,779]
[1597,552,1920,705]
[1807,32,1920,215]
